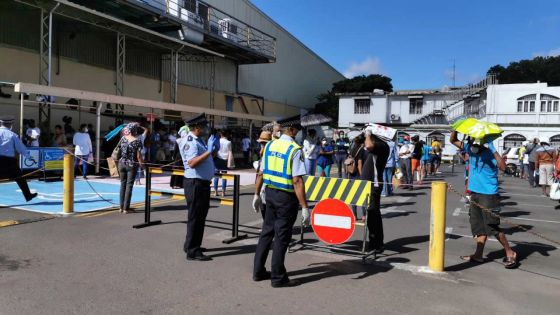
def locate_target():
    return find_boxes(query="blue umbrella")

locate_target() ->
[104,124,126,141]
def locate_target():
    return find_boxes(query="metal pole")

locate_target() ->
[145,168,151,223]
[95,102,103,174]
[429,181,447,272]
[232,174,239,238]
[19,93,24,137]
[63,153,74,214]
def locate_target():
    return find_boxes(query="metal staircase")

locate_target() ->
[412,74,497,125]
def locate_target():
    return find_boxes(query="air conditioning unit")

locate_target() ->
[390,114,400,121]
[219,18,238,39]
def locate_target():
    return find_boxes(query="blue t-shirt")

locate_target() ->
[317,145,334,167]
[464,143,498,195]
[421,145,432,161]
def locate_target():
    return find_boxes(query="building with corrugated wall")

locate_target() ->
[0,0,344,134]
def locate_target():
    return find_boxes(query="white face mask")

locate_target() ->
[84,128,89,133]
[322,141,327,145]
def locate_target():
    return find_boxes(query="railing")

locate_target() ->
[132,0,276,59]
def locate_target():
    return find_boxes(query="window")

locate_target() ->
[539,94,560,112]
[516,94,536,112]
[503,134,526,150]
[354,99,370,114]
[409,98,423,115]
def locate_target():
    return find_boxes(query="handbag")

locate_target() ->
[111,137,123,161]
[345,146,363,175]
[227,149,235,169]
[550,179,560,200]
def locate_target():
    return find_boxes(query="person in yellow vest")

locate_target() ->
[252,115,309,288]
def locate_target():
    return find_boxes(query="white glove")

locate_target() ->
[252,194,262,213]
[301,208,310,226]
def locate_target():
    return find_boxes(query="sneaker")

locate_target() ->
[252,271,271,282]
[25,193,38,202]
[271,279,299,288]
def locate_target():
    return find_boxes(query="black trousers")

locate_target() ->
[366,185,384,249]
[183,178,211,256]
[528,162,536,187]
[0,156,33,200]
[254,187,298,284]
[118,162,137,210]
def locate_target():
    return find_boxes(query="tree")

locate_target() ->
[487,55,560,86]
[315,74,393,125]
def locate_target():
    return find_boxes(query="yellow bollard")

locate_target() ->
[429,181,447,272]
[63,153,74,214]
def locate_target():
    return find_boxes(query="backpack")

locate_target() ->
[345,146,363,175]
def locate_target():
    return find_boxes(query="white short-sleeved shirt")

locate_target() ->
[217,138,232,160]
[73,132,92,156]
[26,127,41,147]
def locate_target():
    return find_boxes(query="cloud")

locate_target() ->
[343,57,382,78]
[533,47,560,57]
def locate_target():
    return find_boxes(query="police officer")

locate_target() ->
[179,113,218,261]
[253,115,309,288]
[0,115,38,202]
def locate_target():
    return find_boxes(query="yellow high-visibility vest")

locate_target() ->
[262,139,301,192]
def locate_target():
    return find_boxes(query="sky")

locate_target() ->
[250,0,560,90]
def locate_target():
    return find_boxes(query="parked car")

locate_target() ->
[502,147,521,175]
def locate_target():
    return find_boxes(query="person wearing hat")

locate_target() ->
[252,130,272,220]
[0,115,38,202]
[179,113,218,261]
[535,136,557,197]
[253,115,309,287]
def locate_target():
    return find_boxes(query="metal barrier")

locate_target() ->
[133,167,247,244]
[292,176,375,262]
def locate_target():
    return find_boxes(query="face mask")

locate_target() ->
[404,141,409,145]
[322,141,327,145]
[84,128,89,133]
[471,145,480,154]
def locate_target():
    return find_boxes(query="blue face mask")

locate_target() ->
[403,141,409,145]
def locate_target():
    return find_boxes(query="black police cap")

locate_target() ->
[185,113,208,127]
[0,115,15,123]
[277,115,302,129]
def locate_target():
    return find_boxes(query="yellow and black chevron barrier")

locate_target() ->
[304,176,371,207]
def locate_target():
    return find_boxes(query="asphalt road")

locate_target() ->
[1,164,559,314]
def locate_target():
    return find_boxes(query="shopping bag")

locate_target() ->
[107,157,119,178]
[550,180,560,200]
[392,176,401,189]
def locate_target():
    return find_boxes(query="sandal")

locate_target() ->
[460,255,484,263]
[504,252,519,269]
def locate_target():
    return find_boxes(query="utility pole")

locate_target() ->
[452,59,456,88]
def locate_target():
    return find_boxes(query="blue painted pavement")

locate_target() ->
[0,179,159,214]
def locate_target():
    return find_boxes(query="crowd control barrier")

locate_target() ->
[292,175,375,262]
[133,167,248,244]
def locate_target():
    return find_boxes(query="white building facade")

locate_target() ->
[338,80,560,151]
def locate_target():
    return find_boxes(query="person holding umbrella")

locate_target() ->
[450,119,518,269]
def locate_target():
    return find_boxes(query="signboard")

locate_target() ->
[19,147,64,171]
[20,148,41,170]
[42,148,65,170]
[311,198,355,245]
[145,113,156,122]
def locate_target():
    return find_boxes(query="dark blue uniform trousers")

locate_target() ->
[253,187,298,285]
[183,178,211,256]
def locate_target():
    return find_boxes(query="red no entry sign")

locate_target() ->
[311,198,355,245]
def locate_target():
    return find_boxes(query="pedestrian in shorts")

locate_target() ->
[451,131,519,269]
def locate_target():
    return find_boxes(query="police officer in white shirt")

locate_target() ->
[0,116,38,201]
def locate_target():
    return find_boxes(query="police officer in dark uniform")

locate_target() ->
[253,115,309,288]
[0,115,38,202]
[179,113,218,261]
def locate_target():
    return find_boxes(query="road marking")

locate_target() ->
[445,227,453,241]
[452,208,462,216]
[0,220,18,228]
[456,210,560,224]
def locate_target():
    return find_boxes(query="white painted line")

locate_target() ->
[452,208,462,216]
[445,227,453,241]
[313,214,352,229]
[503,216,560,224]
